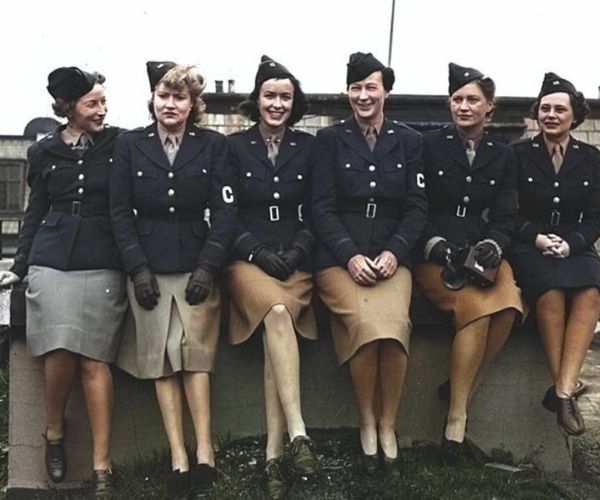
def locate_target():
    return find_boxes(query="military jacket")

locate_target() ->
[419,125,518,255]
[228,125,314,269]
[11,125,123,278]
[110,123,236,274]
[312,117,427,270]
[512,133,600,254]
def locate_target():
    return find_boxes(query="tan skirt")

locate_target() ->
[116,273,220,379]
[413,260,523,332]
[225,261,316,345]
[315,266,412,365]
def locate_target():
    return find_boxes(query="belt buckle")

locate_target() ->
[550,210,560,226]
[456,205,466,218]
[366,202,377,219]
[269,205,280,222]
[71,201,81,216]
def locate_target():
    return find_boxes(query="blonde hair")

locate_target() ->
[148,65,206,125]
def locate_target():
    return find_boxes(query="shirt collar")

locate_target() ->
[157,123,184,146]
[61,125,95,147]
[543,134,571,157]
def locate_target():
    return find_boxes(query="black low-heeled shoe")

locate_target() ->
[264,458,288,500]
[359,449,379,475]
[557,396,585,436]
[166,469,190,500]
[542,381,587,413]
[440,435,472,466]
[44,426,67,483]
[189,463,218,498]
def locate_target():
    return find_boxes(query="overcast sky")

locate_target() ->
[3,0,599,135]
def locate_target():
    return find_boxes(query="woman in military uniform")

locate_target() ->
[0,67,126,493]
[413,63,522,463]
[109,62,235,498]
[312,52,427,472]
[509,73,600,436]
[225,55,317,499]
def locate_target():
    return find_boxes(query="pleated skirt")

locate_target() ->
[116,273,220,379]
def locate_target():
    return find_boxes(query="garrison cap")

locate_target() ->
[47,67,96,101]
[254,55,294,88]
[146,61,177,91]
[346,52,395,91]
[448,62,486,95]
[538,72,578,99]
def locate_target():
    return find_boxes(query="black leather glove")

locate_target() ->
[185,264,214,305]
[474,240,501,269]
[429,240,455,266]
[131,265,160,310]
[252,247,292,280]
[280,247,304,273]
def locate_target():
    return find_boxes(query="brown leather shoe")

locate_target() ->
[557,396,585,436]
[542,381,587,413]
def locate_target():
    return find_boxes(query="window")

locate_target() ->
[0,161,26,213]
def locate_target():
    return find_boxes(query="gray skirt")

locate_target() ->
[116,273,221,379]
[26,266,127,362]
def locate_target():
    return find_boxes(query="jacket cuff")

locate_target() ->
[335,238,360,267]
[384,234,410,263]
[486,229,511,252]
[564,231,588,255]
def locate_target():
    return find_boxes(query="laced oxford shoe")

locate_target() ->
[289,435,318,476]
[557,396,585,436]
[265,458,287,500]
[44,431,67,483]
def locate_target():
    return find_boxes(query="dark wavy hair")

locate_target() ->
[530,91,590,129]
[52,72,106,119]
[238,76,309,126]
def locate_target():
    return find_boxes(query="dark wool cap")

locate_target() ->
[47,67,96,101]
[346,52,395,91]
[448,62,485,95]
[538,72,577,99]
[146,61,177,91]
[254,55,294,88]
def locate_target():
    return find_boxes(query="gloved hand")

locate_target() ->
[0,271,20,288]
[279,247,304,273]
[429,240,455,266]
[185,264,214,305]
[252,247,292,281]
[474,240,501,268]
[130,265,160,310]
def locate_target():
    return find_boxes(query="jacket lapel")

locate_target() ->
[373,119,401,159]
[171,126,211,171]
[557,136,584,177]
[337,117,374,164]
[37,126,80,160]
[437,126,470,170]
[470,135,497,171]
[134,123,172,171]
[274,128,302,172]
[243,125,273,170]
[524,134,556,179]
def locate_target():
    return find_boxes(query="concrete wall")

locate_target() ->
[7,309,574,492]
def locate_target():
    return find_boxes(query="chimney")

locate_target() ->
[228,79,235,93]
[215,80,224,93]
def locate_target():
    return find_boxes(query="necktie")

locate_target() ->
[466,139,476,167]
[165,136,178,165]
[365,127,377,152]
[267,137,279,166]
[552,143,564,173]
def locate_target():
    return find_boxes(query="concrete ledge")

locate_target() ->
[7,305,574,491]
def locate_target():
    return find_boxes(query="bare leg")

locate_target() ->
[263,339,286,461]
[80,357,113,470]
[377,340,407,459]
[183,372,214,467]
[155,375,188,471]
[263,305,306,440]
[470,308,516,398]
[556,287,600,396]
[348,341,379,455]
[446,316,490,442]
[536,289,567,382]
[44,349,78,440]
